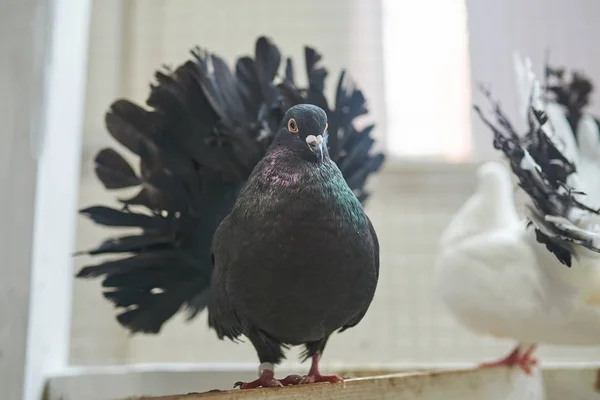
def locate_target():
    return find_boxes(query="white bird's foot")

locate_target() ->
[479,344,538,375]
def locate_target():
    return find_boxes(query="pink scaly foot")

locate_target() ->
[479,344,538,375]
[234,362,305,389]
[280,374,303,386]
[516,345,539,375]
[479,346,521,369]
[234,369,284,389]
[299,353,344,385]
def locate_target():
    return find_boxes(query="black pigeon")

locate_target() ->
[75,36,384,387]
[209,104,379,388]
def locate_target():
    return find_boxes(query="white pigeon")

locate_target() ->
[435,60,600,374]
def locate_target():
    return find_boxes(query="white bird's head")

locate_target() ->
[439,161,520,247]
[476,161,514,198]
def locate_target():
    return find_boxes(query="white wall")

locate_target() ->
[0,1,90,400]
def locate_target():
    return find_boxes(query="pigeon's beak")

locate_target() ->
[306,134,324,162]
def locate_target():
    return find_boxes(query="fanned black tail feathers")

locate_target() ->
[76,36,385,334]
[475,85,600,267]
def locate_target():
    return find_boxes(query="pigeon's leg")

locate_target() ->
[515,344,538,374]
[299,353,344,384]
[479,345,521,370]
[479,344,538,374]
[235,329,301,389]
[234,363,284,389]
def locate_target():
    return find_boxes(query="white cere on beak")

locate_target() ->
[306,135,318,147]
[306,134,324,161]
[306,134,323,149]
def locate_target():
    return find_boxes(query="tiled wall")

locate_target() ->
[74,159,600,365]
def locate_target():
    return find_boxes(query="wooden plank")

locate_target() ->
[47,366,544,400]
[48,364,600,399]
[129,369,542,400]
[542,366,600,400]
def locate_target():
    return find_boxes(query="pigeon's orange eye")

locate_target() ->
[288,118,298,133]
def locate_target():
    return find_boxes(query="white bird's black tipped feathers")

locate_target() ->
[75,36,384,337]
[545,65,596,138]
[475,86,600,267]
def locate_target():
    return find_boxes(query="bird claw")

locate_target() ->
[234,370,301,389]
[479,345,538,375]
[280,374,303,385]
[515,355,539,375]
[233,372,343,389]
[299,374,344,384]
[234,378,284,389]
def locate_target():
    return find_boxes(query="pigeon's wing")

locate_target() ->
[436,229,546,339]
[337,215,379,333]
[440,229,600,345]
[368,215,380,280]
[207,215,244,340]
[75,37,284,334]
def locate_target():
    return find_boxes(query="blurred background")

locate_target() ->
[69,0,600,367]
[6,0,600,389]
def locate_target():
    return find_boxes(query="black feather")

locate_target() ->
[76,232,173,256]
[284,58,294,85]
[94,148,141,189]
[105,100,158,156]
[304,46,329,111]
[254,36,281,104]
[80,206,166,230]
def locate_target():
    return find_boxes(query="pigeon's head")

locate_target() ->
[275,104,329,162]
[476,161,513,198]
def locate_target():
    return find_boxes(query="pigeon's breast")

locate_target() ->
[227,165,378,343]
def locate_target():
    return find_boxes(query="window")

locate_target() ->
[381,0,472,161]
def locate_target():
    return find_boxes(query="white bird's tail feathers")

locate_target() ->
[473,55,600,268]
